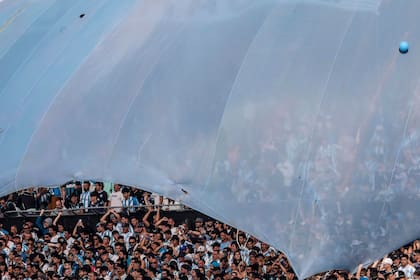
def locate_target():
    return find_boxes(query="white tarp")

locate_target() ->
[1,0,420,278]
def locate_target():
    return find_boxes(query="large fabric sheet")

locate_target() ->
[1,0,420,277]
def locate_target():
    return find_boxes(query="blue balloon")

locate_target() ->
[399,41,409,53]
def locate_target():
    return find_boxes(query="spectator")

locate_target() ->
[51,198,66,216]
[68,181,83,199]
[220,230,232,250]
[0,196,16,216]
[36,209,53,236]
[121,188,140,214]
[399,255,416,280]
[59,184,68,204]
[0,223,8,237]
[94,182,109,207]
[4,181,420,280]
[35,187,51,210]
[115,262,127,279]
[90,192,101,207]
[96,221,113,242]
[64,193,80,210]
[16,188,37,211]
[413,250,420,270]
[109,184,124,213]
[78,264,90,280]
[80,181,91,209]
[48,225,60,243]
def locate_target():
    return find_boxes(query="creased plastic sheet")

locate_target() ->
[1,0,420,278]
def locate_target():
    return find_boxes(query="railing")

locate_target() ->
[0,203,191,217]
[0,204,209,232]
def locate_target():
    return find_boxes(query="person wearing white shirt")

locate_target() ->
[109,184,124,212]
[399,255,416,280]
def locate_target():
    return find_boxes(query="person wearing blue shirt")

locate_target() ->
[35,209,52,236]
[0,223,9,236]
[79,182,91,210]
[121,188,140,214]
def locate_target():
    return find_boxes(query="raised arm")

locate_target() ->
[155,216,168,228]
[153,205,161,226]
[236,229,239,243]
[53,212,62,226]
[111,209,120,220]
[35,209,46,230]
[143,192,152,207]
[356,264,363,280]
[72,219,83,237]
[142,208,153,228]
[100,209,111,224]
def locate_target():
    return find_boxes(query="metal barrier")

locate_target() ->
[0,204,210,232]
[0,203,190,218]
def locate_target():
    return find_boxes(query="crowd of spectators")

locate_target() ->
[0,182,297,280]
[0,182,418,280]
[0,182,184,216]
[208,103,420,263]
[309,241,420,280]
